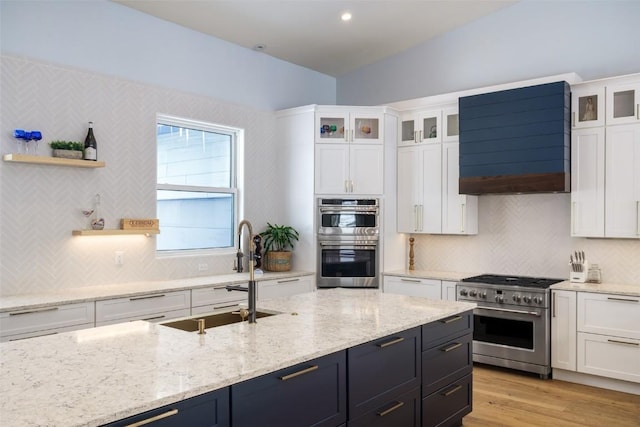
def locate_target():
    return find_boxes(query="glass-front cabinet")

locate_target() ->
[606,82,640,126]
[442,106,460,142]
[315,108,383,144]
[572,85,605,128]
[399,109,441,146]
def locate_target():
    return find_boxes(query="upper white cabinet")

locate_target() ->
[571,75,640,239]
[397,103,477,235]
[315,108,384,144]
[315,107,385,195]
[571,84,606,129]
[606,82,640,126]
[399,109,441,146]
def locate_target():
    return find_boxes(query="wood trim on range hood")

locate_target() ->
[459,171,570,195]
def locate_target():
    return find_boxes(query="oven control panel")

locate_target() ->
[456,284,548,308]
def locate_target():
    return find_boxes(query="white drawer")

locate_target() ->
[577,332,640,383]
[0,302,95,338]
[96,308,191,327]
[95,290,190,324]
[383,276,442,299]
[192,286,247,307]
[1,322,94,343]
[258,276,315,300]
[577,293,640,339]
[192,302,243,316]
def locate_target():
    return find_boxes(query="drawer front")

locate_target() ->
[1,322,94,342]
[348,387,420,427]
[422,332,473,396]
[258,276,314,300]
[231,350,346,427]
[577,293,640,339]
[95,291,190,324]
[577,332,640,383]
[348,327,421,419]
[0,302,95,337]
[191,302,242,316]
[192,286,246,307]
[384,276,441,300]
[422,374,472,427]
[103,387,230,427]
[422,311,473,350]
[96,308,191,327]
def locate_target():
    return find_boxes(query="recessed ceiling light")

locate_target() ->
[253,44,267,51]
[341,12,352,21]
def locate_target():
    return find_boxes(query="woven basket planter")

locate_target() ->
[264,251,292,272]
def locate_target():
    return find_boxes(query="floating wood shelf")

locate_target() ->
[72,229,160,236]
[3,153,105,168]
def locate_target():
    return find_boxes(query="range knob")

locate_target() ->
[533,296,543,305]
[512,294,522,303]
[495,295,504,303]
[480,291,487,299]
[522,295,532,304]
[459,289,468,297]
[469,290,478,297]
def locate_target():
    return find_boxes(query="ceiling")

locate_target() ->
[114,0,516,77]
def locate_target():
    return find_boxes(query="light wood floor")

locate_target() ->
[463,364,640,427]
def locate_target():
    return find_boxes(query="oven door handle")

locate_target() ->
[319,242,377,249]
[319,208,377,214]
[477,306,542,317]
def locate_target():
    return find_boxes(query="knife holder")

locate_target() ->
[570,260,588,283]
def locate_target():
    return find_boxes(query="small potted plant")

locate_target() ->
[50,141,84,159]
[259,223,299,272]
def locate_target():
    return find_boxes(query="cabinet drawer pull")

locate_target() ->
[277,278,300,284]
[400,278,421,283]
[607,339,639,347]
[130,294,166,301]
[440,342,462,353]
[125,409,179,427]
[440,315,462,324]
[376,401,405,417]
[9,331,58,341]
[139,315,165,322]
[377,337,405,348]
[607,297,639,303]
[279,365,319,381]
[572,111,576,127]
[441,384,462,397]
[214,303,240,310]
[9,306,59,316]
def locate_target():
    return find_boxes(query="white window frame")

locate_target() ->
[156,114,240,255]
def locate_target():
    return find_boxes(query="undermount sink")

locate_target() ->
[160,310,278,332]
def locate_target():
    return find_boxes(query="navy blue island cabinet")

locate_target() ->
[102,310,473,427]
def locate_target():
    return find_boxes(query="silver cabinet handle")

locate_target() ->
[9,306,59,316]
[125,409,178,427]
[414,130,418,143]
[377,337,405,348]
[138,315,165,322]
[607,339,639,347]
[552,292,556,318]
[441,384,462,397]
[279,365,319,381]
[376,401,405,417]
[419,129,423,142]
[440,342,462,353]
[400,278,421,283]
[130,294,165,301]
[440,315,462,324]
[607,297,639,303]
[572,111,576,127]
[277,278,300,283]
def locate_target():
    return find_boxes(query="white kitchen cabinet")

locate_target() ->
[442,106,460,143]
[383,276,442,299]
[551,290,577,371]
[441,280,458,301]
[191,285,246,315]
[571,127,606,237]
[571,84,606,129]
[606,81,640,126]
[315,108,384,144]
[399,108,441,146]
[397,144,441,233]
[315,142,383,195]
[95,290,191,326]
[604,124,640,238]
[442,142,478,235]
[258,275,315,300]
[0,301,95,342]
[575,292,640,384]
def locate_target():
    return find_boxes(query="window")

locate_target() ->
[156,115,238,252]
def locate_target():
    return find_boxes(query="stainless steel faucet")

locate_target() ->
[227,220,257,323]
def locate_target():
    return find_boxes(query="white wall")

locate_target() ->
[0,0,336,111]
[337,0,640,106]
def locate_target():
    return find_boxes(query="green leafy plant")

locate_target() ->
[49,140,83,151]
[260,223,299,252]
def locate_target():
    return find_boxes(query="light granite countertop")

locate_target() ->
[384,269,479,282]
[0,271,313,313]
[0,288,476,427]
[551,280,640,297]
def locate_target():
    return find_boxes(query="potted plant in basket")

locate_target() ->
[50,141,84,159]
[259,223,299,272]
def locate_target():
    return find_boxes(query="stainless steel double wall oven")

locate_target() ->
[316,198,380,288]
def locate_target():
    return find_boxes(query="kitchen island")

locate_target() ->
[0,288,475,426]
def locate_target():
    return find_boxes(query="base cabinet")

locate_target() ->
[231,351,347,427]
[348,387,421,427]
[422,374,472,427]
[102,388,230,427]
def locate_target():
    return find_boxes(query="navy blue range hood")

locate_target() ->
[458,81,570,195]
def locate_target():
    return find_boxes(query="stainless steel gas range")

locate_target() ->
[456,274,564,379]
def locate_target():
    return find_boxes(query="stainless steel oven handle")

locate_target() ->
[319,207,378,213]
[319,242,377,250]
[477,306,542,317]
